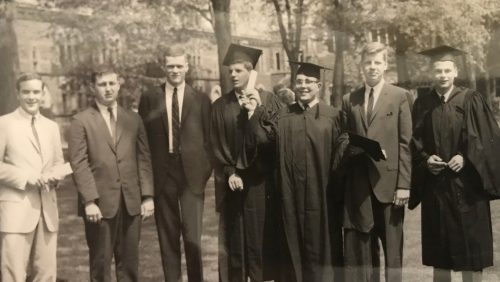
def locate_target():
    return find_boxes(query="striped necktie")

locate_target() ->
[367,87,374,123]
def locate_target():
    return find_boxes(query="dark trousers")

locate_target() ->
[344,195,404,282]
[155,154,204,282]
[84,195,141,282]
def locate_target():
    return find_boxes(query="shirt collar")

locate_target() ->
[17,107,41,121]
[95,100,117,113]
[165,81,185,94]
[435,85,454,102]
[364,78,385,95]
[299,98,319,110]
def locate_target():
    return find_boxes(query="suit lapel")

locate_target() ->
[90,104,116,154]
[181,85,194,124]
[368,83,388,126]
[158,84,169,135]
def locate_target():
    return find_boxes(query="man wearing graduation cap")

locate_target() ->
[339,41,412,282]
[410,45,500,282]
[210,43,282,282]
[265,61,343,282]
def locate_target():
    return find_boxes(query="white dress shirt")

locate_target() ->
[165,82,185,153]
[364,79,385,115]
[95,101,118,137]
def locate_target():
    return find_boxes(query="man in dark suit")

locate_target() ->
[339,42,412,282]
[138,47,212,282]
[68,65,154,282]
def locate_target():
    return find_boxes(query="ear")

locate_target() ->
[317,82,323,89]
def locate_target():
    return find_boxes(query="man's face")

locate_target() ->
[229,63,250,90]
[432,61,457,92]
[362,51,387,87]
[165,55,188,87]
[17,79,44,115]
[294,74,321,104]
[94,72,120,106]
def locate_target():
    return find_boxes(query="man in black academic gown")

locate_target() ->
[210,44,282,282]
[410,45,500,282]
[248,62,343,282]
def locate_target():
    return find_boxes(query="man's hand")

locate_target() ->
[85,202,103,224]
[228,173,244,191]
[426,155,447,175]
[393,188,409,207]
[26,174,44,190]
[141,197,155,221]
[447,154,464,173]
[241,89,261,112]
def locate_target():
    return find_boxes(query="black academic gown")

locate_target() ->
[276,102,342,282]
[410,86,500,271]
[210,90,282,282]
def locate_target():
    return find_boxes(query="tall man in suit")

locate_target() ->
[68,66,154,282]
[0,73,65,281]
[138,47,212,282]
[340,42,412,282]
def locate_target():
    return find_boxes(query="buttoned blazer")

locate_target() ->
[0,109,64,233]
[68,103,154,218]
[341,83,412,202]
[138,84,212,195]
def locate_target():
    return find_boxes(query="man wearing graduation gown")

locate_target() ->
[340,42,412,282]
[210,44,282,282]
[270,62,342,282]
[410,45,500,282]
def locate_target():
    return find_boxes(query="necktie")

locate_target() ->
[31,115,42,156]
[303,104,310,111]
[108,106,116,143]
[172,87,180,153]
[367,88,374,122]
[440,95,446,104]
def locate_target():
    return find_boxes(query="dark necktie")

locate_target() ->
[31,116,42,156]
[440,94,446,104]
[367,87,374,122]
[172,87,180,153]
[303,104,310,111]
[108,106,116,143]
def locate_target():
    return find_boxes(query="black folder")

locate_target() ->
[347,132,386,161]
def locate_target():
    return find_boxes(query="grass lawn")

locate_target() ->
[56,176,500,281]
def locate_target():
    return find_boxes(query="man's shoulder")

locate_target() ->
[384,83,408,96]
[0,111,18,127]
[212,91,235,108]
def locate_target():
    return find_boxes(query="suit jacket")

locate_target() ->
[68,103,154,218]
[0,108,64,233]
[340,83,412,232]
[138,83,212,195]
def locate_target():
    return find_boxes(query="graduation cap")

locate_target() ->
[289,61,332,80]
[418,45,465,63]
[223,44,262,68]
[347,132,386,161]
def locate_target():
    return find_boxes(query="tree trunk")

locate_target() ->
[331,31,345,107]
[211,0,232,95]
[0,3,20,115]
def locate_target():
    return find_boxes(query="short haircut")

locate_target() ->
[162,46,188,64]
[91,64,118,83]
[16,72,44,91]
[361,42,387,62]
[230,60,253,71]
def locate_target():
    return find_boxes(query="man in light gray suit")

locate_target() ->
[0,73,65,281]
[340,42,412,282]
